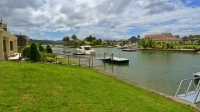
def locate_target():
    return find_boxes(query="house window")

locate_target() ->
[10,41,13,50]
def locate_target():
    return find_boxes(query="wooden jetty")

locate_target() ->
[97,52,129,63]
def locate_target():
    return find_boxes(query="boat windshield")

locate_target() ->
[84,47,91,50]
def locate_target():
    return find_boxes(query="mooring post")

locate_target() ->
[111,52,113,62]
[104,51,106,59]
[89,58,90,67]
[79,56,80,66]
[92,58,93,67]
[68,55,69,65]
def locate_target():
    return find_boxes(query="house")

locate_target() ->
[145,33,182,45]
[102,40,118,46]
[14,34,29,46]
[118,39,131,45]
[0,22,18,60]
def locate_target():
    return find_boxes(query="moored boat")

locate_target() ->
[193,66,200,77]
[73,45,95,55]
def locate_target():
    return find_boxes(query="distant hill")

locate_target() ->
[30,39,63,45]
[128,36,139,41]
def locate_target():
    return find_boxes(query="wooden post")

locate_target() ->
[79,57,80,66]
[104,51,106,59]
[68,55,69,65]
[92,58,93,67]
[56,53,57,64]
[111,52,113,62]
[89,58,90,67]
[43,52,44,63]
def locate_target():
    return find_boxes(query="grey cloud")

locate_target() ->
[0,0,42,26]
[144,1,175,15]
[96,0,131,15]
[1,0,41,10]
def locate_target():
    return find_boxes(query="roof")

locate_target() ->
[145,33,182,41]
[14,34,29,41]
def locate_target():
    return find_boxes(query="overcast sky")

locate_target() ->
[0,0,200,40]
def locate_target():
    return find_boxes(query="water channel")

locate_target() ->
[53,47,200,96]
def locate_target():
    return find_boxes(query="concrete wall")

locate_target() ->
[0,29,18,60]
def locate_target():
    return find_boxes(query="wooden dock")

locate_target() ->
[97,52,129,64]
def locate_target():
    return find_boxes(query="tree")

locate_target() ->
[147,38,156,48]
[71,34,77,42]
[46,44,52,53]
[197,39,200,45]
[139,39,147,48]
[137,35,140,40]
[38,43,44,52]
[29,42,40,62]
[63,36,70,46]
[71,34,78,46]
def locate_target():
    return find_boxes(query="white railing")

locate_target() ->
[175,77,200,103]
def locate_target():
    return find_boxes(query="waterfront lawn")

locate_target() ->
[0,61,198,112]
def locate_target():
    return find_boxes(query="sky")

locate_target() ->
[0,0,200,41]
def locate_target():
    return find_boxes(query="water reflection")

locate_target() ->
[53,47,200,96]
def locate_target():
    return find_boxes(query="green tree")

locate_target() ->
[46,45,52,53]
[147,38,156,48]
[38,43,44,52]
[197,39,200,45]
[21,45,30,58]
[29,42,40,62]
[139,39,147,48]
[137,35,140,40]
[71,34,78,46]
[63,36,70,46]
[71,34,77,42]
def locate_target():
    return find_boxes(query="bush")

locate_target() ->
[21,46,30,58]
[45,57,55,62]
[46,45,52,53]
[29,43,40,62]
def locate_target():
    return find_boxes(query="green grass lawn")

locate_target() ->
[0,61,198,112]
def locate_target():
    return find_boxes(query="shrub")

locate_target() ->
[46,45,52,53]
[38,44,45,52]
[45,57,55,62]
[29,43,40,62]
[21,46,30,58]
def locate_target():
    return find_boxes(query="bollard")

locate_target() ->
[104,51,106,59]
[79,57,80,66]
[68,55,69,65]
[92,58,93,67]
[111,52,113,62]
[89,58,90,67]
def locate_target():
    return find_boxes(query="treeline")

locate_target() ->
[30,39,63,45]
[182,35,200,39]
[62,34,102,46]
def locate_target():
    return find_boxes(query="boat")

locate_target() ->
[193,66,200,77]
[63,47,71,53]
[73,45,95,55]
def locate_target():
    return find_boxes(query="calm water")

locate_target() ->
[53,47,200,96]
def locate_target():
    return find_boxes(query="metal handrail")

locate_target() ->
[175,77,200,103]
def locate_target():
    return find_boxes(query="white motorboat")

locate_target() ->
[74,45,95,55]
[193,66,200,77]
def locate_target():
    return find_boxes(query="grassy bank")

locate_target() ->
[0,61,198,111]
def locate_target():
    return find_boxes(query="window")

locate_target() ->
[10,41,13,50]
